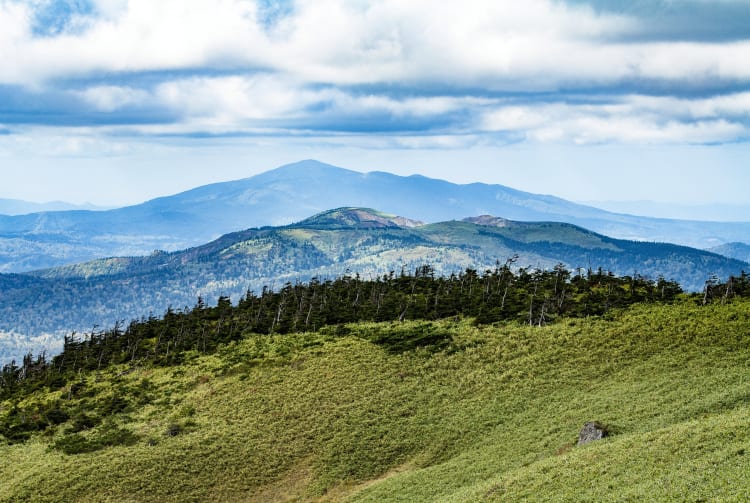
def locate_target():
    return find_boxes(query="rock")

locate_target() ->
[577,421,608,446]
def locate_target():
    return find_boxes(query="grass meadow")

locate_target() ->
[2,299,750,501]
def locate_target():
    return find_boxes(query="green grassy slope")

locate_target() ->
[2,299,750,502]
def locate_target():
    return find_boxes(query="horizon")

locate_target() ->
[1,158,750,222]
[1,1,749,217]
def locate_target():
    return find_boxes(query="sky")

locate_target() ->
[0,0,749,217]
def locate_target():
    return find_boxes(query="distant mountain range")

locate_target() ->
[580,200,750,222]
[1,207,747,364]
[1,160,749,273]
[707,242,750,264]
[0,198,107,216]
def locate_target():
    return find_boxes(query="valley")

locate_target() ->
[0,207,746,364]
[2,161,749,273]
[5,2,750,501]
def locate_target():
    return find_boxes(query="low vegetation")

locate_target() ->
[1,267,749,501]
[2,263,686,396]
[3,208,746,356]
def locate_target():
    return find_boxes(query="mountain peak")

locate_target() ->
[463,215,511,228]
[294,207,423,229]
[256,160,355,179]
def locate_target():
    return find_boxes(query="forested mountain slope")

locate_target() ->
[2,160,749,272]
[709,242,750,263]
[0,208,746,364]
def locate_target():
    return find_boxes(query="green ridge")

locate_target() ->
[2,298,750,501]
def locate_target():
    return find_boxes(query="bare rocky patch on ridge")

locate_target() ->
[296,207,424,229]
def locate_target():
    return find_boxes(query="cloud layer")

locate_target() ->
[1,0,750,148]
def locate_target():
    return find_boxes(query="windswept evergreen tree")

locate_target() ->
[0,262,700,408]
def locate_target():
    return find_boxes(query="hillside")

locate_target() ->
[2,160,749,272]
[2,298,750,501]
[0,207,746,363]
[709,242,750,263]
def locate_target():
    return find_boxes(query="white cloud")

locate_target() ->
[564,117,745,145]
[1,0,748,88]
[639,40,750,81]
[1,0,749,148]
[479,96,750,145]
[76,85,151,111]
[323,93,492,118]
[481,106,548,131]
[154,75,314,125]
[0,126,138,158]
[93,74,490,129]
[628,92,750,120]
[260,0,639,87]
[90,0,129,20]
[0,0,271,84]
[0,2,33,83]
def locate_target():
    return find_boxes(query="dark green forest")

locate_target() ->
[1,210,746,358]
[1,260,750,503]
[2,262,749,446]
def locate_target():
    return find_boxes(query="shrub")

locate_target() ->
[52,423,139,455]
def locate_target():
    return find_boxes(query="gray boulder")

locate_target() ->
[578,421,608,446]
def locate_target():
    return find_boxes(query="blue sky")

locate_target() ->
[0,0,749,216]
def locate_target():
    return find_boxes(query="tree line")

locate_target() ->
[0,258,750,441]
[0,264,662,395]
[3,263,748,405]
